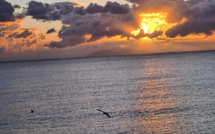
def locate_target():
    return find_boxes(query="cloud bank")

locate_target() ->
[1,0,215,51]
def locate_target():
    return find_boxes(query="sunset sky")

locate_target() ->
[1,0,215,61]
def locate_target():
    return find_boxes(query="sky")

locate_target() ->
[1,0,215,61]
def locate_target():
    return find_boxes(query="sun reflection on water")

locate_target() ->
[130,59,186,133]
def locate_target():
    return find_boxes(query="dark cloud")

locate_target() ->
[85,3,104,14]
[103,2,130,14]
[85,2,130,14]
[15,13,26,20]
[15,29,33,38]
[54,2,76,14]
[166,0,215,37]
[27,1,55,20]
[0,23,20,39]
[27,1,131,21]
[0,33,5,37]
[47,12,138,48]
[7,32,18,38]
[13,4,21,8]
[46,28,56,34]
[0,23,20,32]
[27,1,52,15]
[166,19,215,37]
[187,0,205,6]
[27,1,78,21]
[21,33,46,48]
[0,47,5,53]
[129,29,163,39]
[148,30,163,39]
[0,0,15,22]
[126,0,148,5]
[72,7,86,15]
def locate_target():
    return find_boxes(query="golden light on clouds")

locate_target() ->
[71,1,88,7]
[2,0,215,62]
[132,13,176,37]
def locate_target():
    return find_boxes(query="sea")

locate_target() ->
[0,51,215,134]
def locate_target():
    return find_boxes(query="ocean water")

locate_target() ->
[0,51,215,134]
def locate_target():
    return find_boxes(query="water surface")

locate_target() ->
[0,51,215,133]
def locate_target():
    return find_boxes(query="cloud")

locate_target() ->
[47,11,138,48]
[0,21,45,51]
[85,2,130,14]
[166,0,215,37]
[3,0,215,52]
[0,47,5,53]
[44,0,175,48]
[27,1,56,20]
[126,0,215,38]
[126,0,149,5]
[85,3,103,14]
[27,1,78,21]
[27,1,132,21]
[0,23,22,45]
[0,0,25,22]
[187,0,205,6]
[46,28,56,34]
[15,29,34,38]
[0,0,15,22]
[26,0,171,49]
[166,19,215,37]
[1,26,46,52]
[0,23,20,32]
[148,30,163,39]
[13,4,21,9]
[132,0,191,23]
[72,7,86,15]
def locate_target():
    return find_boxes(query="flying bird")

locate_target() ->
[31,109,34,113]
[97,109,111,118]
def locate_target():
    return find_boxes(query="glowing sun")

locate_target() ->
[132,13,170,37]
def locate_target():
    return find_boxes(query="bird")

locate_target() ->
[31,109,34,113]
[97,109,111,118]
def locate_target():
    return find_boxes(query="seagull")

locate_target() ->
[97,109,111,118]
[31,109,34,113]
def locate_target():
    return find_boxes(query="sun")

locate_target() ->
[132,13,171,37]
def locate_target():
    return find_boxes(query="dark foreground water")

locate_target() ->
[0,51,215,134]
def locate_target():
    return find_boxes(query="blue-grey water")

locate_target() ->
[1,51,215,134]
